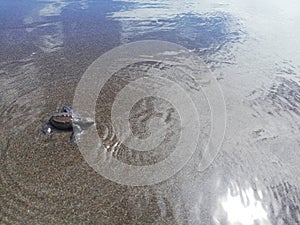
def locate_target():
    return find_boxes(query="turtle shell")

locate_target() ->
[49,112,73,130]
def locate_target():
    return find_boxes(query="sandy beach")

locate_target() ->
[1,0,299,224]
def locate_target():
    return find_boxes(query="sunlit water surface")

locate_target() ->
[0,0,299,224]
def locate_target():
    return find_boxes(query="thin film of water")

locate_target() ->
[0,0,299,224]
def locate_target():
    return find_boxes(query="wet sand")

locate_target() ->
[0,65,205,224]
[0,50,200,224]
[1,52,299,224]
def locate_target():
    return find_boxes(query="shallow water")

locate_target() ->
[0,0,300,224]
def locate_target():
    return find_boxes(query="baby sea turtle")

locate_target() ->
[42,105,94,143]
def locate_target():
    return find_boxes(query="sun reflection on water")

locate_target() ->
[220,184,270,225]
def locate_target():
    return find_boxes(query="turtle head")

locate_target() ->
[61,105,73,114]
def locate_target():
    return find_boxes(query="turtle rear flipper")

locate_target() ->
[42,123,54,135]
[70,132,78,145]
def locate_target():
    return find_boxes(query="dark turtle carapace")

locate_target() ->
[49,112,73,130]
[42,105,74,135]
